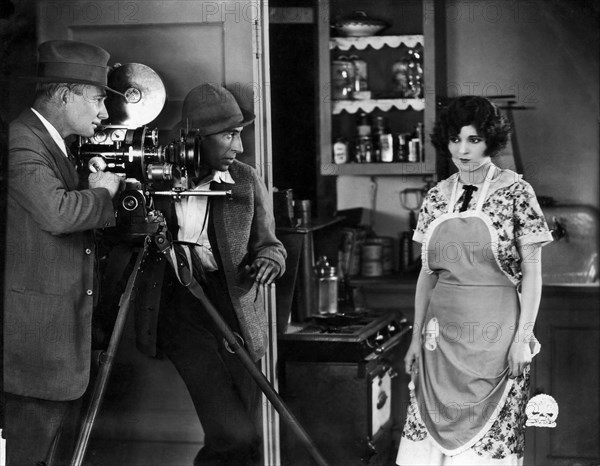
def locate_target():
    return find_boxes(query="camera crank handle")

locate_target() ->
[88,156,107,173]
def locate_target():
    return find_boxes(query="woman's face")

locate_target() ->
[448,125,490,172]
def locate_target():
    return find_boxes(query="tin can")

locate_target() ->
[366,237,394,274]
[361,244,383,277]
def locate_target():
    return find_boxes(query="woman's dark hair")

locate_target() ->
[430,96,511,157]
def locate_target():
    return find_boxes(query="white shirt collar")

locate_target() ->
[31,108,68,157]
[194,169,235,189]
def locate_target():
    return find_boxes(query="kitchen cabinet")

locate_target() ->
[316,0,445,181]
[526,285,600,466]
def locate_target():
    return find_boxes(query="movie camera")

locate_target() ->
[75,63,231,239]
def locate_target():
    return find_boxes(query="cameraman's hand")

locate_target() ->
[245,258,281,286]
[88,171,124,198]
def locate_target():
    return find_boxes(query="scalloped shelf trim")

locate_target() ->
[330,34,423,51]
[332,98,425,114]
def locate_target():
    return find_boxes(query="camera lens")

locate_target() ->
[147,163,173,181]
[122,195,139,212]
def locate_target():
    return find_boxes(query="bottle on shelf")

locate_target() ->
[333,137,349,164]
[355,136,374,163]
[395,133,409,162]
[354,113,373,163]
[408,138,419,163]
[373,116,394,163]
[356,112,371,137]
[416,122,424,162]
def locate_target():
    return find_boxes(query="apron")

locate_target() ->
[416,164,519,455]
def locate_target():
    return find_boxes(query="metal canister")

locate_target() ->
[361,243,383,277]
[366,237,394,274]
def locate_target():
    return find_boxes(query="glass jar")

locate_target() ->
[392,46,423,98]
[315,256,338,315]
[331,57,355,100]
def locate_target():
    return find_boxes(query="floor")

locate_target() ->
[83,314,204,466]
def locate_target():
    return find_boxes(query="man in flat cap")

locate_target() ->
[136,83,286,465]
[3,40,123,465]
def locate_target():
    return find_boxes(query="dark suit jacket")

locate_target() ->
[4,109,116,401]
[134,160,287,361]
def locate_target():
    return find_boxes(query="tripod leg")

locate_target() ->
[184,281,330,466]
[70,242,149,466]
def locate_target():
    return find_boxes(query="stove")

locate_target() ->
[278,308,411,365]
[278,308,412,466]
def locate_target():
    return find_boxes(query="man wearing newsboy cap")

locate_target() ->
[3,40,123,465]
[135,83,286,465]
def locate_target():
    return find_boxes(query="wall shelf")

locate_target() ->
[330,34,423,51]
[321,162,435,176]
[332,98,425,114]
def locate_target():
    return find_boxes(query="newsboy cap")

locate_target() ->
[30,40,122,94]
[179,83,255,136]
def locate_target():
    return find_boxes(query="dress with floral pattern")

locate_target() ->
[402,168,552,460]
[413,172,552,287]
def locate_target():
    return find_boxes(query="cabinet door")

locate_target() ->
[528,288,600,466]
[36,0,272,175]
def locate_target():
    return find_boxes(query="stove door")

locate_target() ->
[371,368,392,438]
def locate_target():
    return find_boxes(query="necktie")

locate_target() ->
[459,185,478,212]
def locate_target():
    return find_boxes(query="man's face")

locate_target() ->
[63,85,108,137]
[201,127,244,172]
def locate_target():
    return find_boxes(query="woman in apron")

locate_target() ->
[396,96,553,465]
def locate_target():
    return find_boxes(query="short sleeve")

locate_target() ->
[513,181,553,247]
[413,187,440,243]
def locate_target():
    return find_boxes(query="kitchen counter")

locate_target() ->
[346,269,419,311]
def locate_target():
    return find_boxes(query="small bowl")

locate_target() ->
[351,90,372,100]
[333,11,389,37]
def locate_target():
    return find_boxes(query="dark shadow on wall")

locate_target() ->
[269,21,317,203]
[0,0,37,430]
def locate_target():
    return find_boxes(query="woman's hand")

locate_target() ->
[507,340,533,378]
[404,336,421,375]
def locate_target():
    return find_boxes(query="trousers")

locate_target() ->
[158,269,261,466]
[3,392,81,466]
